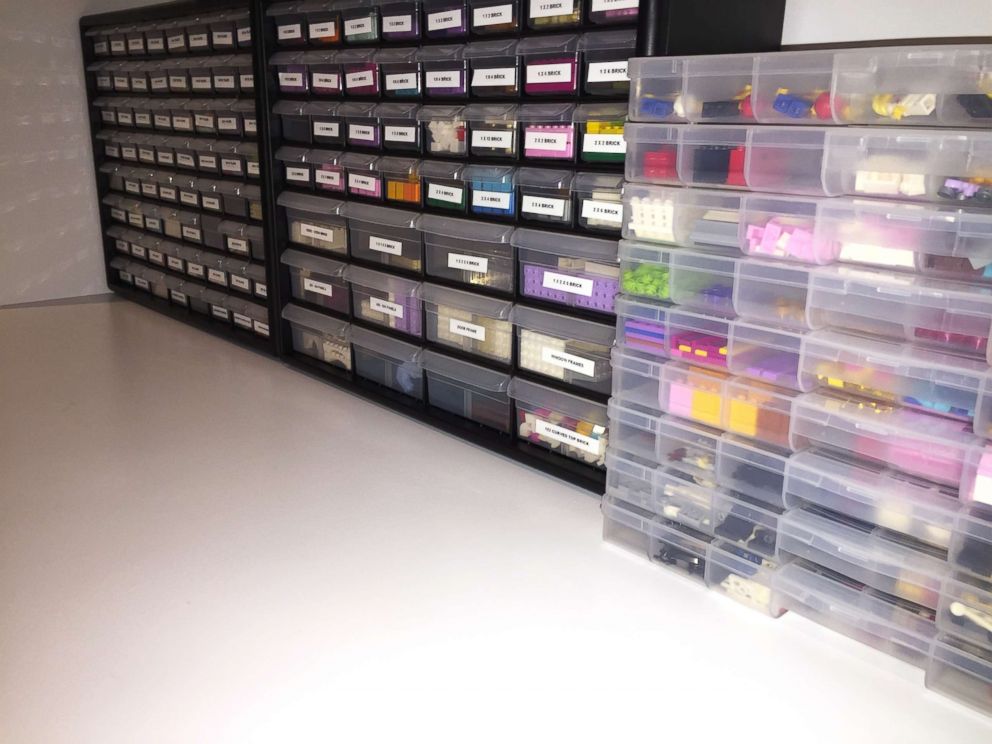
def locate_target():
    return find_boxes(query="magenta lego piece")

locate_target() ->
[521,263,618,313]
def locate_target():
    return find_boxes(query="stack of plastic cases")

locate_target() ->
[86,9,272,345]
[266,0,637,464]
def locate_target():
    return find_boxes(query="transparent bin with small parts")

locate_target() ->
[418,105,468,157]
[739,193,839,265]
[801,328,989,423]
[821,127,992,207]
[376,102,422,153]
[706,540,787,616]
[351,326,425,400]
[574,172,623,235]
[831,45,992,128]
[623,123,680,185]
[573,102,626,164]
[927,635,992,716]
[609,403,717,478]
[716,434,789,510]
[347,202,423,272]
[379,1,421,42]
[218,221,264,260]
[525,0,580,31]
[376,48,421,100]
[513,228,619,314]
[784,448,960,551]
[734,260,816,331]
[937,574,992,649]
[779,507,949,609]
[518,103,577,162]
[622,183,742,250]
[949,504,992,582]
[422,283,513,365]
[281,249,350,314]
[346,265,423,339]
[464,103,519,160]
[771,559,937,668]
[518,33,580,95]
[423,349,513,433]
[751,49,836,124]
[423,0,469,40]
[464,39,521,98]
[379,156,422,206]
[602,495,712,584]
[746,127,830,196]
[465,165,516,221]
[272,51,309,94]
[421,160,468,212]
[789,391,986,489]
[278,191,348,255]
[806,265,992,361]
[272,101,322,146]
[610,343,665,414]
[468,0,520,35]
[667,308,730,371]
[727,320,812,392]
[722,376,798,449]
[668,250,738,315]
[676,125,749,189]
[682,53,756,123]
[516,167,574,228]
[338,48,380,96]
[514,305,615,394]
[276,145,314,190]
[509,376,608,467]
[421,214,515,293]
[578,29,636,97]
[628,57,686,123]
[419,43,469,97]
[283,303,352,370]
[605,449,656,511]
[659,362,730,430]
[341,151,384,200]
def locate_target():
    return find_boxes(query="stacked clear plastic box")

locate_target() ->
[611,44,992,716]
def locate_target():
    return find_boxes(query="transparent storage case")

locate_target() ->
[622,183,742,250]
[274,101,339,147]
[340,102,381,149]
[723,376,798,449]
[347,202,423,272]
[423,0,470,39]
[351,326,425,399]
[668,249,738,315]
[800,329,990,423]
[379,156,422,206]
[740,193,840,265]
[311,149,346,193]
[465,40,520,98]
[515,305,615,394]
[772,559,937,668]
[659,362,730,429]
[949,504,992,581]
[784,448,960,551]
[465,165,516,220]
[338,0,380,44]
[421,214,515,293]
[667,308,730,371]
[346,265,423,338]
[421,160,468,212]
[276,145,314,190]
[513,228,619,314]
[574,172,623,235]
[525,0,580,31]
[306,50,342,96]
[751,50,835,124]
[789,391,986,489]
[341,151,383,200]
[628,57,686,123]
[281,248,350,314]
[578,29,636,98]
[278,191,348,255]
[608,401,717,476]
[468,0,520,35]
[926,636,992,716]
[746,127,830,196]
[419,44,469,98]
[734,260,816,331]
[418,105,467,157]
[682,53,756,123]
[573,102,626,165]
[377,102,422,153]
[611,342,666,414]
[605,449,655,510]
[516,167,574,228]
[519,103,577,162]
[716,434,789,509]
[464,103,519,160]
[623,124,680,185]
[284,307,352,366]
[422,283,513,364]
[676,125,749,189]
[272,51,309,94]
[778,507,948,610]
[509,376,608,466]
[376,47,421,100]
[806,265,992,361]
[379,1,422,42]
[727,320,812,392]
[706,539,786,616]
[937,574,992,649]
[423,349,513,432]
[296,1,342,46]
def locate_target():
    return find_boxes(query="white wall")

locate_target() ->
[783,0,992,44]
[0,1,989,305]
[0,0,151,307]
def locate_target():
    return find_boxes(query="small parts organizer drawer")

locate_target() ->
[509,376,608,467]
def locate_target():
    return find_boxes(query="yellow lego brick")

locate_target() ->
[728,398,758,437]
[692,389,723,427]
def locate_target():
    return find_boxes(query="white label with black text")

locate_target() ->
[131,243,146,258]
[117,112,133,125]
[385,73,417,91]
[534,419,602,455]
[233,313,253,329]
[110,39,125,52]
[303,277,334,297]
[106,145,120,158]
[471,67,516,87]
[169,75,187,90]
[427,9,463,30]
[345,70,374,89]
[427,183,463,204]
[121,146,137,159]
[144,217,161,232]
[154,114,171,127]
[127,38,144,51]
[213,31,233,46]
[227,238,249,254]
[173,115,192,130]
[134,112,151,125]
[581,199,623,225]
[218,116,237,131]
[255,284,268,298]
[279,72,304,87]
[119,271,133,283]
[542,271,592,296]
[202,196,221,211]
[176,153,195,167]
[134,276,150,290]
[309,21,337,38]
[247,161,259,177]
[128,213,143,227]
[369,297,403,318]
[526,63,571,83]
[167,34,185,49]
[471,129,514,148]
[141,183,157,197]
[208,268,227,285]
[199,155,217,170]
[425,70,460,88]
[447,253,489,273]
[191,75,212,90]
[147,37,164,52]
[344,17,373,36]
[125,181,140,194]
[212,305,229,320]
[473,3,513,26]
[586,60,629,83]
[110,208,126,221]
[238,27,251,43]
[541,347,595,377]
[524,131,569,152]
[584,134,626,154]
[245,119,257,134]
[300,223,334,242]
[449,318,486,342]
[221,157,242,174]
[383,14,413,32]
[187,263,205,278]
[314,121,340,138]
[348,124,375,142]
[170,289,187,304]
[348,174,377,192]
[231,275,251,292]
[277,23,302,40]
[590,0,638,10]
[151,75,168,90]
[97,75,111,88]
[522,195,566,218]
[240,74,254,88]
[115,239,129,253]
[167,256,184,271]
[313,72,340,89]
[214,75,236,89]
[94,41,109,54]
[529,0,575,18]
[315,170,342,187]
[182,226,202,242]
[472,191,511,210]
[158,152,174,165]
[194,114,214,129]
[286,166,310,183]
[254,321,270,337]
[148,250,164,265]
[384,125,416,143]
[369,235,403,256]
[132,79,148,92]
[159,186,177,201]
[188,33,208,48]
[101,111,116,123]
